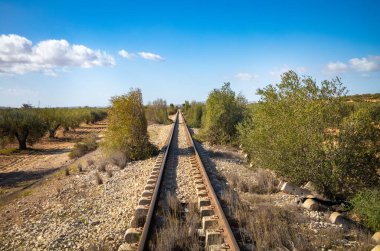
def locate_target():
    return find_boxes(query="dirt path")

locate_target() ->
[0,122,107,198]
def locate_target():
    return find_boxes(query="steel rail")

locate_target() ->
[182,111,240,251]
[137,112,178,251]
[132,110,239,250]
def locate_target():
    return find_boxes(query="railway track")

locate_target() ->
[122,111,240,251]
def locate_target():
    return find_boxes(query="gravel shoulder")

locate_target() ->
[0,122,173,251]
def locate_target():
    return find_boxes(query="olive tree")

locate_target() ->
[0,108,48,149]
[41,108,64,138]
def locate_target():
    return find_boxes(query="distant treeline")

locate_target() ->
[342,93,380,102]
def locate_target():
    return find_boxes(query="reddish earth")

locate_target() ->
[0,121,107,199]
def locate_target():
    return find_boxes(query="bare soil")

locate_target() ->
[0,122,107,199]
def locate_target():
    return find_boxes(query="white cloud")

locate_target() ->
[325,55,380,74]
[118,49,135,60]
[0,87,38,96]
[270,65,308,76]
[296,66,308,74]
[326,61,348,73]
[138,52,164,61]
[349,56,380,72]
[0,34,115,75]
[235,72,259,81]
[269,65,290,76]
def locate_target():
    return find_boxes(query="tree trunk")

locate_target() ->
[49,125,60,138]
[18,139,27,150]
[15,132,28,150]
[49,130,56,138]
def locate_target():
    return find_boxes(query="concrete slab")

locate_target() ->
[281,182,311,196]
[124,227,143,244]
[373,232,380,244]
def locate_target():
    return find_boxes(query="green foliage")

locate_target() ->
[0,108,48,149]
[182,101,190,114]
[351,189,380,231]
[202,83,247,144]
[0,147,17,155]
[0,107,107,150]
[185,101,204,128]
[238,71,379,199]
[146,99,170,124]
[168,103,177,115]
[41,108,64,138]
[327,107,380,197]
[41,107,107,137]
[69,135,98,158]
[102,89,158,161]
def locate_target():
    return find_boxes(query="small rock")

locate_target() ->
[37,235,44,243]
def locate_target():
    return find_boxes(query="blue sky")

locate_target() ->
[0,0,379,107]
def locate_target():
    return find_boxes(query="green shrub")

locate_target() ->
[238,71,379,199]
[202,83,247,144]
[182,100,190,114]
[168,103,177,115]
[351,189,380,231]
[327,107,380,198]
[101,89,158,161]
[69,135,98,158]
[185,101,204,128]
[146,99,170,124]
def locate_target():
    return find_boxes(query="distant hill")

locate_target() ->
[343,93,380,102]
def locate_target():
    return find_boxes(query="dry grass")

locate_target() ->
[222,172,373,251]
[77,163,83,172]
[238,180,249,192]
[94,172,103,185]
[87,158,95,167]
[251,168,279,194]
[109,151,128,169]
[222,188,309,251]
[97,161,107,172]
[309,227,372,251]
[69,135,98,159]
[228,173,239,188]
[150,193,201,251]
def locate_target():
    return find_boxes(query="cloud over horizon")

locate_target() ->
[235,72,259,81]
[0,34,115,75]
[325,55,380,74]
